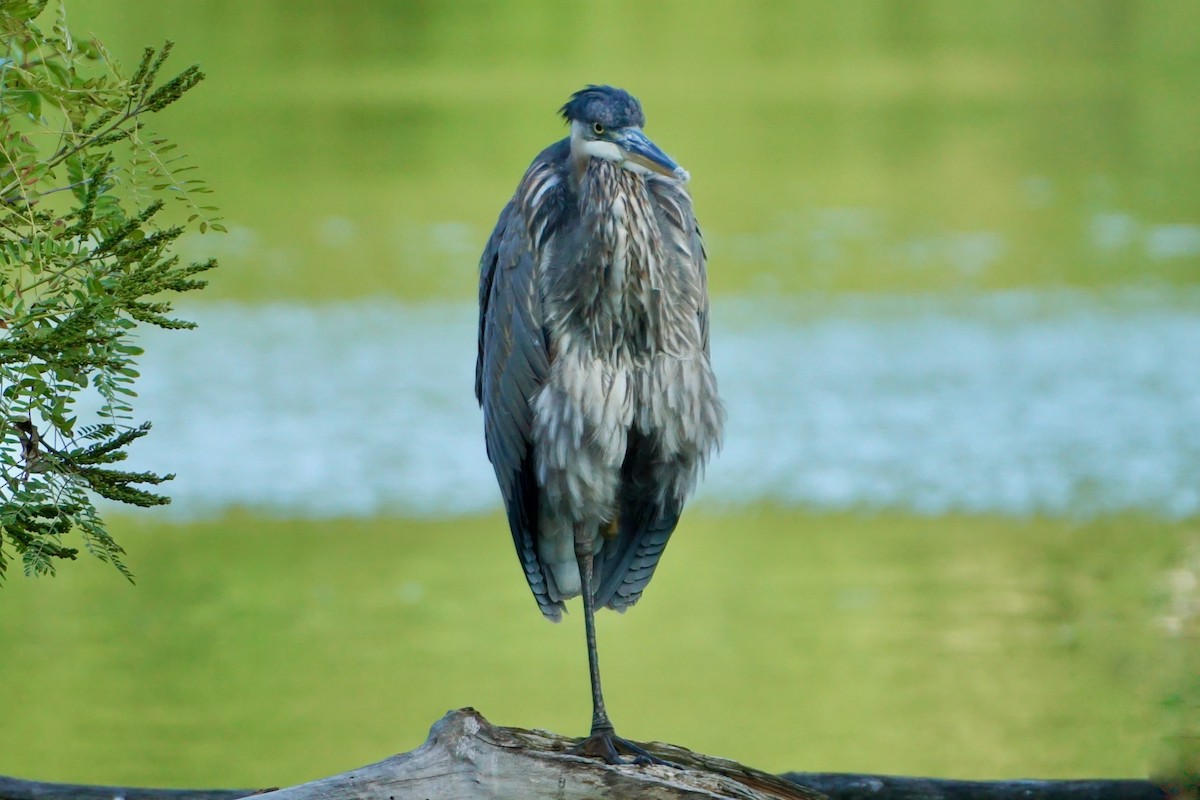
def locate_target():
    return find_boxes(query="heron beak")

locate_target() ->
[616,129,689,182]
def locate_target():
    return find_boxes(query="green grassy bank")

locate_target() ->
[2,509,1193,787]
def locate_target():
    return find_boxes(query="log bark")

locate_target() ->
[0,709,1180,800]
[237,707,824,800]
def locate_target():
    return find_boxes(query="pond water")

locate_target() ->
[61,2,1200,301]
[4,3,1199,787]
[113,289,1200,520]
[43,4,1197,524]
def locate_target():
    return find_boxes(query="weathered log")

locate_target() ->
[240,707,823,800]
[0,709,1181,800]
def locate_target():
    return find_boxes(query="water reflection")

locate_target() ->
[111,289,1200,520]
[64,2,1200,301]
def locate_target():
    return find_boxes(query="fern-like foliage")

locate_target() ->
[0,1,219,580]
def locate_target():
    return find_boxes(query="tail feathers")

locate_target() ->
[594,507,680,611]
[593,428,684,611]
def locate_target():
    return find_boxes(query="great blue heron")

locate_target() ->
[475,85,724,761]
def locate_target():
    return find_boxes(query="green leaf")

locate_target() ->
[0,3,219,582]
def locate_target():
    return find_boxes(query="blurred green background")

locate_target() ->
[2,0,1198,791]
[49,0,1200,300]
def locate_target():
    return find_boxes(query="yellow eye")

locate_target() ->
[592,122,605,135]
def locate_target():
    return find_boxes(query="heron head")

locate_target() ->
[560,85,689,182]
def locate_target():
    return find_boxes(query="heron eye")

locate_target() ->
[592,122,605,135]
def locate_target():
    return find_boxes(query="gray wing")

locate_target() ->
[595,429,683,612]
[595,176,711,612]
[477,143,570,620]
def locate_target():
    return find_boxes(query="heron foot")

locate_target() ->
[570,728,671,766]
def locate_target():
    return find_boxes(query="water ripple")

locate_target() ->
[112,289,1200,519]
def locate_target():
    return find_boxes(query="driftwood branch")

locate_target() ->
[0,709,1182,800]
[230,707,823,800]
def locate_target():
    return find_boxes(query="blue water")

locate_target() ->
[106,289,1200,519]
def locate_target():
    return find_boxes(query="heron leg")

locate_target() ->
[575,525,613,736]
[569,526,669,767]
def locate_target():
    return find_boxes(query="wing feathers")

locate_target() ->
[477,142,571,621]
[594,429,682,611]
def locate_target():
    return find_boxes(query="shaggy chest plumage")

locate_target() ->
[525,158,721,603]
[554,159,666,363]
